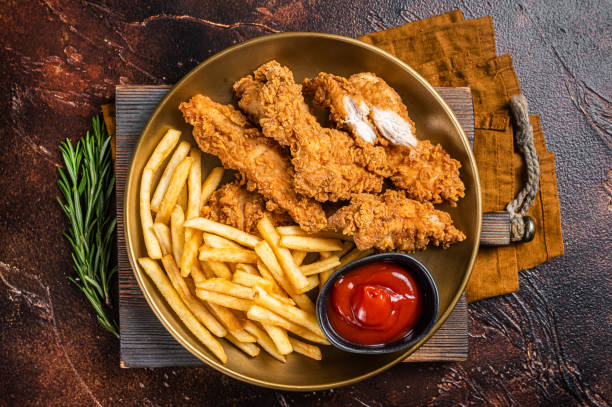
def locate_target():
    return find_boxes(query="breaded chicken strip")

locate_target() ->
[303,72,465,206]
[328,190,465,251]
[180,94,327,232]
[233,61,387,202]
[201,181,292,234]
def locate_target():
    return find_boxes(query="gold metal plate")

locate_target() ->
[124,33,481,390]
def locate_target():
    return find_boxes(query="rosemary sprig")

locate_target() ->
[57,115,119,337]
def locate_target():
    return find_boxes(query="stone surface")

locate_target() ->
[0,1,610,406]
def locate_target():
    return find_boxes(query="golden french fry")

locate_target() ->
[199,248,257,263]
[261,323,292,355]
[140,169,162,259]
[180,231,202,277]
[199,167,224,209]
[203,233,243,249]
[150,140,191,212]
[177,183,188,211]
[276,226,350,240]
[253,286,323,336]
[153,223,172,256]
[232,271,273,290]
[320,243,362,288]
[257,261,315,313]
[279,235,343,252]
[196,289,253,311]
[254,241,283,276]
[226,333,260,357]
[161,255,226,337]
[197,278,254,300]
[336,240,355,258]
[184,217,261,248]
[184,149,202,244]
[246,305,329,345]
[292,250,308,266]
[243,321,286,363]
[191,261,208,284]
[270,292,296,306]
[302,275,319,292]
[319,251,332,259]
[155,157,192,225]
[288,337,322,360]
[257,217,309,293]
[145,129,182,171]
[204,261,232,279]
[300,256,341,276]
[235,263,259,276]
[137,257,226,363]
[170,206,185,263]
[206,301,246,332]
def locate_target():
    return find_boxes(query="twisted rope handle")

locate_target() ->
[506,95,540,241]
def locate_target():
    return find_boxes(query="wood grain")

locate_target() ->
[116,86,473,368]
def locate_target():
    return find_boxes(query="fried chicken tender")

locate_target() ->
[179,94,327,232]
[303,72,465,206]
[328,190,465,251]
[201,181,292,234]
[233,60,387,202]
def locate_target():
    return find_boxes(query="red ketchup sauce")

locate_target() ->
[327,262,423,345]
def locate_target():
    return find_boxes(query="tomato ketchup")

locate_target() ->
[327,262,423,345]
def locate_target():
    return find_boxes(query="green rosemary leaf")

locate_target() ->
[57,114,119,338]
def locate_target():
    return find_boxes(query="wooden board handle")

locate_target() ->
[480,212,535,246]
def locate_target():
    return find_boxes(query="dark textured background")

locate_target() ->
[0,1,610,406]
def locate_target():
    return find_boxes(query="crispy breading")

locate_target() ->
[303,72,465,205]
[233,61,386,202]
[179,94,327,232]
[328,190,465,251]
[201,182,292,234]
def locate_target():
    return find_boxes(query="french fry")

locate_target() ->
[199,167,224,209]
[197,278,254,300]
[243,321,286,363]
[145,129,182,171]
[300,256,341,276]
[170,206,185,263]
[303,275,319,292]
[150,140,191,212]
[205,261,232,279]
[153,223,172,255]
[279,235,343,252]
[177,183,188,211]
[184,149,202,243]
[319,241,355,288]
[190,263,206,285]
[196,289,253,311]
[319,251,332,259]
[257,217,309,293]
[180,231,202,277]
[257,261,315,313]
[276,226,350,240]
[199,248,257,263]
[292,250,308,266]
[338,247,375,269]
[254,241,283,276]
[261,323,292,355]
[226,333,260,357]
[140,169,162,259]
[288,337,322,360]
[232,271,273,291]
[270,293,297,306]
[137,257,226,363]
[155,157,192,225]
[235,263,259,276]
[203,233,243,249]
[161,255,226,337]
[205,301,246,332]
[184,217,261,248]
[246,305,329,345]
[227,327,256,343]
[335,240,355,258]
[253,286,323,336]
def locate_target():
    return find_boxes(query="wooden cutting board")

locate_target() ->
[115,85,472,368]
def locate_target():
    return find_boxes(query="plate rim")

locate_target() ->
[124,31,482,391]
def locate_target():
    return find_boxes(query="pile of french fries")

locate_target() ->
[137,129,373,364]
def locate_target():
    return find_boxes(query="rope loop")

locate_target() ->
[506,95,540,241]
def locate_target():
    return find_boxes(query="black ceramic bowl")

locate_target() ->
[316,253,440,354]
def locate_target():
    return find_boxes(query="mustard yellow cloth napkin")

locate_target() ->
[360,10,564,302]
